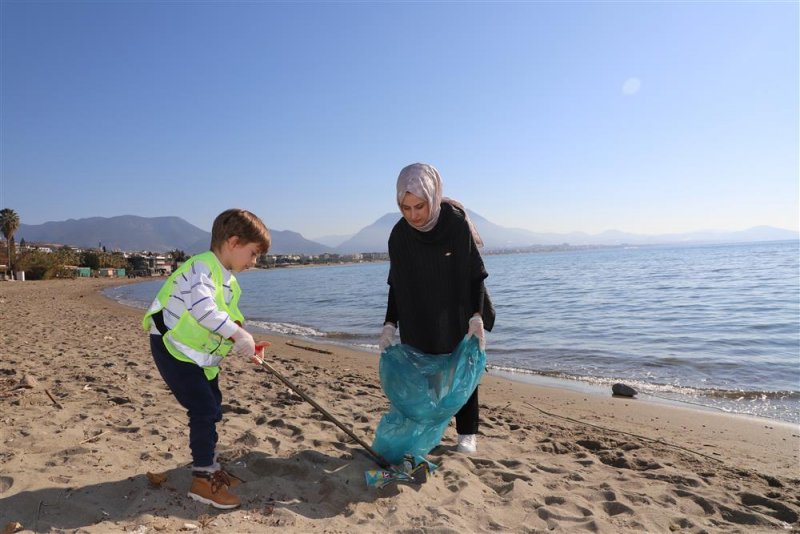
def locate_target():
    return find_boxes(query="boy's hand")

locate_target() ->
[231,327,256,357]
[252,341,271,364]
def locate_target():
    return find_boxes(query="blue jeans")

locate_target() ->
[150,335,221,467]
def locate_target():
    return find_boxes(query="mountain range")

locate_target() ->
[14,214,799,255]
[15,216,334,256]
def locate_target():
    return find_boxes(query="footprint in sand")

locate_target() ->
[264,418,303,440]
[222,403,252,415]
[672,488,720,516]
[467,457,499,469]
[0,476,12,494]
[310,420,337,433]
[673,489,798,527]
[481,470,533,496]
[264,436,280,452]
[442,469,468,493]
[538,437,578,455]
[235,430,260,447]
[535,463,567,474]
[621,491,652,506]
[739,492,799,524]
[537,496,595,523]
[601,500,634,517]
[266,418,284,427]
[576,438,664,472]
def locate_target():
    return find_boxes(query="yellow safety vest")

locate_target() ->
[142,251,244,380]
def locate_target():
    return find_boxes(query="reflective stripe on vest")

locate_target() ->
[142,251,244,380]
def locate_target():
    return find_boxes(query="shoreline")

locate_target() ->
[487,367,800,428]
[488,367,800,432]
[106,277,800,427]
[1,278,798,532]
[93,278,800,457]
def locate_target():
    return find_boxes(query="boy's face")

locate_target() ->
[221,237,261,272]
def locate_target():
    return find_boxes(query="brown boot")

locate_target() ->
[188,470,241,509]
[219,468,244,488]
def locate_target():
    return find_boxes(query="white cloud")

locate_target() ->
[622,77,641,95]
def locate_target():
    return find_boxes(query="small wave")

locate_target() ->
[324,331,367,339]
[248,320,327,338]
[695,389,800,401]
[112,297,149,310]
[102,288,150,310]
[486,364,800,400]
[488,364,800,423]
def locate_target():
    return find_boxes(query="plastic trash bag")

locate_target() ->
[371,335,486,465]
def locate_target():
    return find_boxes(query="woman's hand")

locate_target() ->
[379,323,397,351]
[468,315,485,350]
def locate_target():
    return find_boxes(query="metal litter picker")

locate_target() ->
[252,343,391,470]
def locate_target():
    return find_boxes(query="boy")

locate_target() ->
[142,208,271,509]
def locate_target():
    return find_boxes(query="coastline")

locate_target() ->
[107,273,800,426]
[1,278,798,532]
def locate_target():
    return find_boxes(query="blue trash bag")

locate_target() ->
[371,335,486,465]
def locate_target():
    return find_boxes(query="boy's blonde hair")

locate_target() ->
[210,209,271,254]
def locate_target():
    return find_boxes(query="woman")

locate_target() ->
[379,162,495,454]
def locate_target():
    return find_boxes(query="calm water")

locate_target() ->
[108,241,800,424]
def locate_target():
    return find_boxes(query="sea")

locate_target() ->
[106,240,800,425]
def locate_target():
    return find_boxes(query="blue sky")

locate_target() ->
[1,1,797,239]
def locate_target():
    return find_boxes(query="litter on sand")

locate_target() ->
[364,454,433,489]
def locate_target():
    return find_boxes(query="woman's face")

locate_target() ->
[400,192,430,228]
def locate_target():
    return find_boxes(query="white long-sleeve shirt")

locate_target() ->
[149,257,239,340]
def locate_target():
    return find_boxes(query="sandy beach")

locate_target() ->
[0,278,798,533]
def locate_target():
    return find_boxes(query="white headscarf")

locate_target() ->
[396,163,484,247]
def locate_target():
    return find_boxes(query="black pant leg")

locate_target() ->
[455,387,479,435]
[150,335,220,467]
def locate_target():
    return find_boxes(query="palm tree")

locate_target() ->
[170,249,187,268]
[0,208,21,278]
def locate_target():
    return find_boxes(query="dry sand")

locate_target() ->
[0,278,798,533]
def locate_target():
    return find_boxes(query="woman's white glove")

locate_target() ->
[231,327,256,357]
[467,315,486,350]
[379,323,397,351]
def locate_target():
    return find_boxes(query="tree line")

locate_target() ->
[0,207,188,280]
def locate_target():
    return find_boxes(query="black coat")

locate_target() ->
[387,202,495,354]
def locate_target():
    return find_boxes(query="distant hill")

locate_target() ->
[333,210,583,252]
[333,210,574,252]
[530,226,800,247]
[17,216,210,253]
[312,233,354,248]
[267,230,333,255]
[335,214,399,253]
[16,216,334,255]
[341,211,799,252]
[14,214,798,255]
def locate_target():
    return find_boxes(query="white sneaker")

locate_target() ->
[457,434,477,454]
